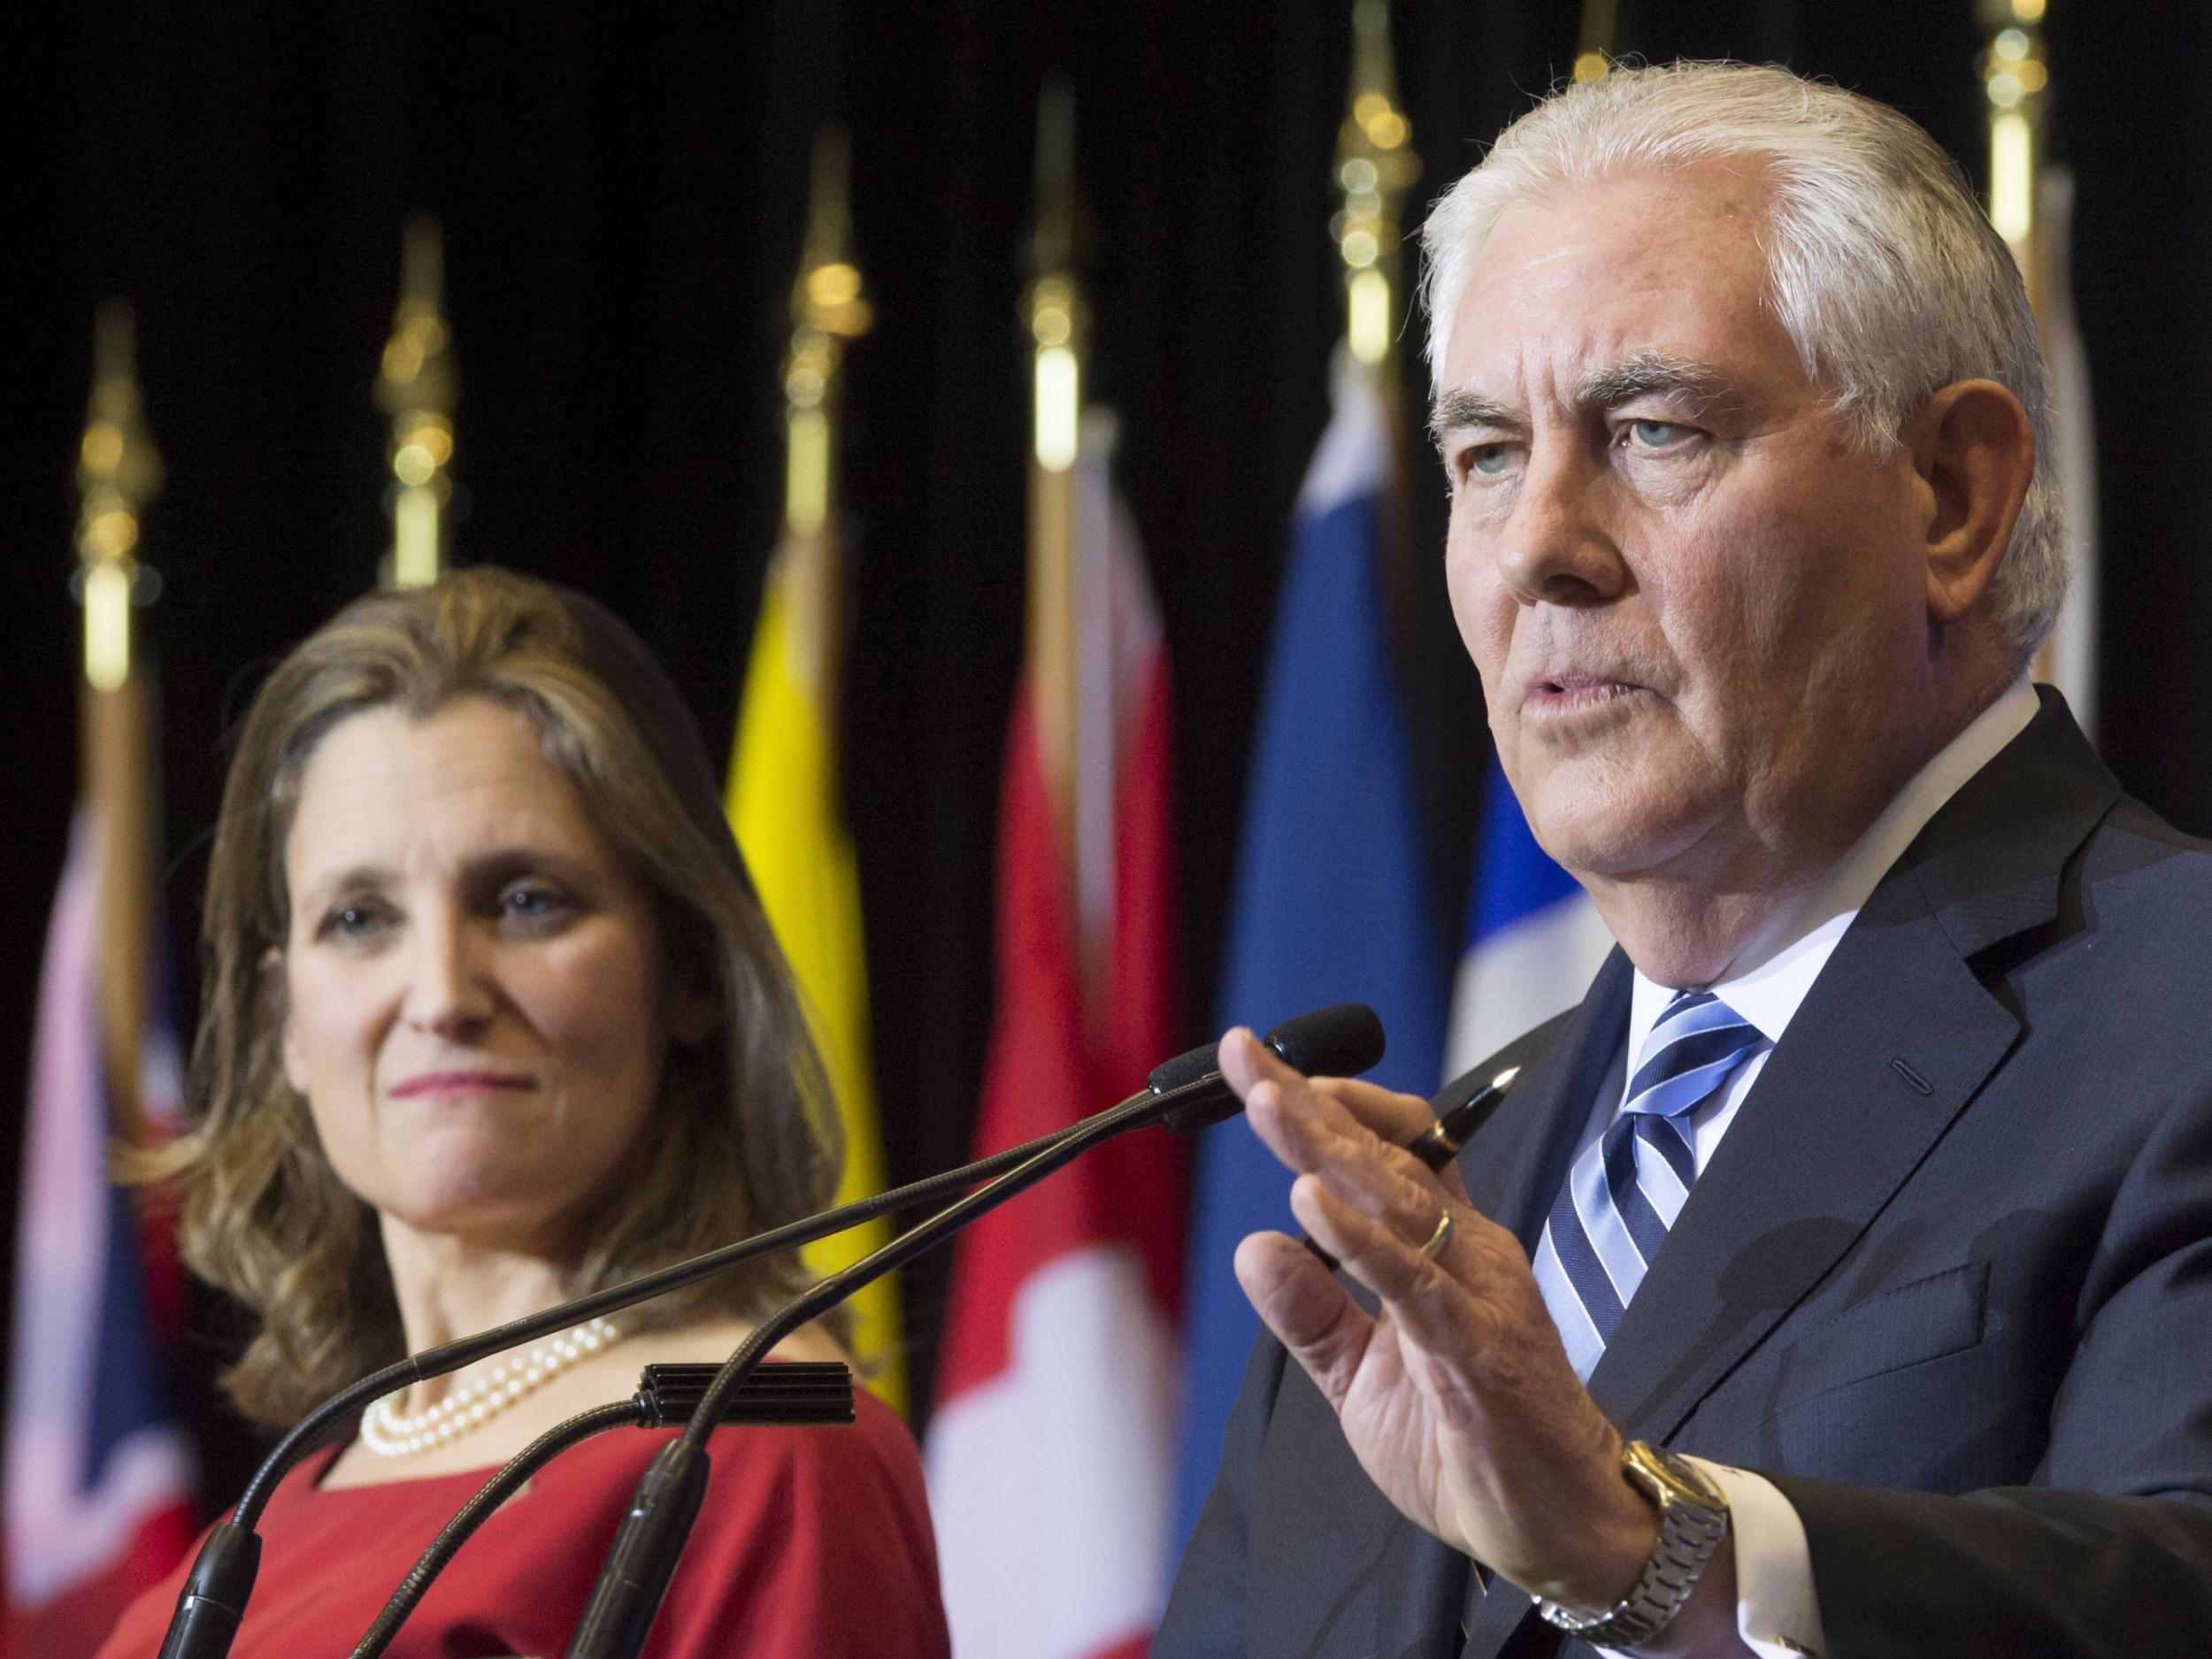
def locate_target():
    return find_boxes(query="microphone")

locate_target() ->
[558,1002,1388,1659]
[1146,1001,1386,1131]
[151,1003,1383,1659]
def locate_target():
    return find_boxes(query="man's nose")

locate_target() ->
[400,911,495,1038]
[1494,447,1629,607]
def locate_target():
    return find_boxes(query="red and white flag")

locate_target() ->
[926,411,1181,1659]
[4,813,197,1657]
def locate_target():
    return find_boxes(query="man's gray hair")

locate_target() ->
[1421,61,2066,658]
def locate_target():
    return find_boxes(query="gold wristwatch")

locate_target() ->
[1535,1441,1731,1647]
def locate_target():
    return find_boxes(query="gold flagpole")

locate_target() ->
[1026,79,1086,884]
[1980,0,2051,282]
[1980,3,2082,708]
[1574,0,1620,82]
[376,214,457,588]
[782,125,873,727]
[1337,0,1419,370]
[75,301,163,1142]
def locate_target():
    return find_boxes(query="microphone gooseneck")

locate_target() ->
[158,1002,1385,1659]
[349,1364,853,1659]
[561,1002,1389,1659]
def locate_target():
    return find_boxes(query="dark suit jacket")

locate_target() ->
[1158,692,2212,1658]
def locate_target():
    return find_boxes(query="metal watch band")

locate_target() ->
[1535,1441,1731,1647]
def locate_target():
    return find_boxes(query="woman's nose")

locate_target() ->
[399,913,495,1038]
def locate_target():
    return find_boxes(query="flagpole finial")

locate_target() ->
[1335,1,1419,366]
[76,301,163,693]
[375,212,457,588]
[786,124,872,540]
[1979,0,2051,257]
[1573,0,1619,82]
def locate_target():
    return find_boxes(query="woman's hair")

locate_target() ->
[1419,60,2066,660]
[165,567,843,1426]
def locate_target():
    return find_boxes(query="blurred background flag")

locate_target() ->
[1979,2,2099,740]
[4,303,196,1659]
[1441,756,1616,1081]
[726,127,906,1411]
[1171,2,1447,1555]
[926,84,1183,1659]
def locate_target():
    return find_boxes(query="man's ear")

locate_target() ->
[1904,379,2037,626]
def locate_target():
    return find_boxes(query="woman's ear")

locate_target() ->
[1904,378,2038,626]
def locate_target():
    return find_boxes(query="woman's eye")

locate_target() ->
[499,884,571,925]
[319,902,387,941]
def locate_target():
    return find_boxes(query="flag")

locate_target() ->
[926,411,1180,1659]
[2031,166,2099,741]
[728,530,905,1412]
[4,812,196,1658]
[1441,754,1615,1084]
[1170,347,1448,1553]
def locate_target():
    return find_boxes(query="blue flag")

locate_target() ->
[1170,349,1447,1554]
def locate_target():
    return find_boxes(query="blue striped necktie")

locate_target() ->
[1534,989,1768,1379]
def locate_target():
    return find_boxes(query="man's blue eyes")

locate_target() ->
[1461,419,1689,479]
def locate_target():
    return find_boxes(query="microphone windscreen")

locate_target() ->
[1263,1002,1385,1080]
[1147,1041,1220,1096]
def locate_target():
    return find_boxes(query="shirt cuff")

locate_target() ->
[1690,1458,1824,1658]
[1587,1458,1823,1658]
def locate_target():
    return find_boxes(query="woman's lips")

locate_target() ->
[388,1070,540,1100]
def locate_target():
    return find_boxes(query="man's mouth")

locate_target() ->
[1524,674,1642,713]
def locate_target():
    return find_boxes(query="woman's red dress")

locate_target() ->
[94,1390,949,1659]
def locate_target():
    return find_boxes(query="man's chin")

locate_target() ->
[1520,787,1713,886]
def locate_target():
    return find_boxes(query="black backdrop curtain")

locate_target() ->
[7,0,2209,1504]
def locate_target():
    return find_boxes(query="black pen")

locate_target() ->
[1303,1064,1522,1269]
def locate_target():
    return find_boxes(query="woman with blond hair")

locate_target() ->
[98,569,949,1658]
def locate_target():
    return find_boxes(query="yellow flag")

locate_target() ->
[728,546,904,1413]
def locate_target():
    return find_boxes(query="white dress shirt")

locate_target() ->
[1577,676,2042,1658]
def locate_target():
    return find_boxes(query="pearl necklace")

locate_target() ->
[359,1317,624,1457]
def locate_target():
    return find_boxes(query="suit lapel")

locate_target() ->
[1451,695,2118,1658]
[1585,691,2117,1442]
[1582,879,2018,1439]
[1459,952,1633,1248]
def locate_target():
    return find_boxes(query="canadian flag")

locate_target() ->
[926,411,1181,1659]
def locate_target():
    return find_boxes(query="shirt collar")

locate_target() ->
[1628,676,2041,1053]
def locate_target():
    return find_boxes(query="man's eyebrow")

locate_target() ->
[1573,352,1733,413]
[1427,388,1522,450]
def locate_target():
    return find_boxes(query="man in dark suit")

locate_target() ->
[1158,62,2212,1659]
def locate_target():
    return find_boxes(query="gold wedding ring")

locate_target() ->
[1418,1209,1455,1260]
